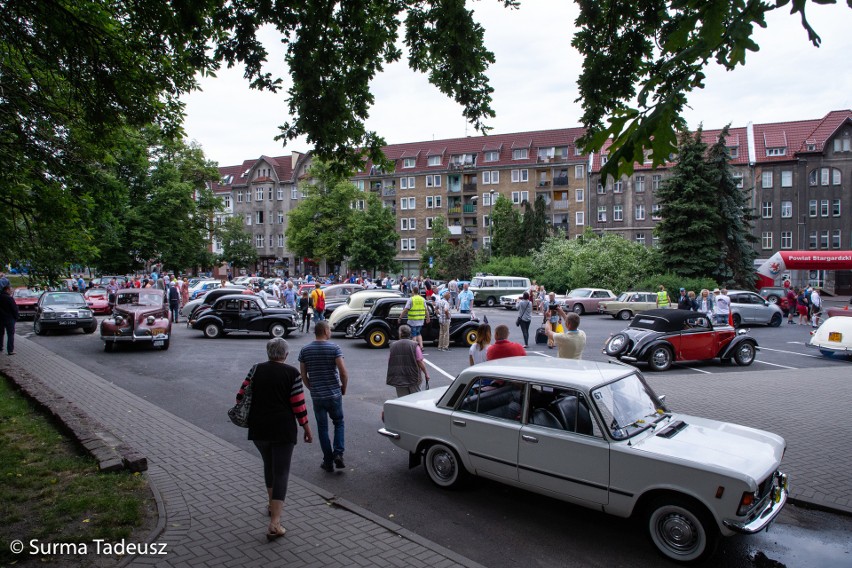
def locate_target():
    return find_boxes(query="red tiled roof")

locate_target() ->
[798,109,852,152]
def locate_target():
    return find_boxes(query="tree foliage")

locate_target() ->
[489,195,521,257]
[348,193,401,275]
[573,0,848,179]
[219,216,257,272]
[420,216,479,280]
[474,255,537,281]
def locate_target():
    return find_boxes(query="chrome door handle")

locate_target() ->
[452,419,466,427]
[522,435,538,443]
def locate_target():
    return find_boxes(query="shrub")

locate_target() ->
[633,273,719,295]
[473,256,537,280]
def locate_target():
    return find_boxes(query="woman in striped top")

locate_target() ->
[238,338,313,540]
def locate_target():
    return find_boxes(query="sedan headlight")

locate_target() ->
[42,312,58,320]
[80,310,92,317]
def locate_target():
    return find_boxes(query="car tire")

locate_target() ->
[766,295,780,304]
[424,443,468,489]
[733,342,756,366]
[161,338,170,351]
[485,296,497,308]
[819,349,834,358]
[572,304,584,315]
[732,313,742,328]
[104,341,114,353]
[33,319,45,336]
[646,495,718,564]
[268,322,288,338]
[203,323,222,339]
[769,313,782,327]
[461,329,478,346]
[604,333,630,357]
[618,310,633,321]
[647,345,673,372]
[84,321,97,334]
[367,328,389,348]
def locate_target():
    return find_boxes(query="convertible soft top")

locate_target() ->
[629,309,710,332]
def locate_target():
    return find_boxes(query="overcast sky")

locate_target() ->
[182,2,852,167]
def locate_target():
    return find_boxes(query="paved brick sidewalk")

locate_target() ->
[1,335,485,568]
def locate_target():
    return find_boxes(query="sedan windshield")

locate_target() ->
[616,292,630,302]
[43,293,86,305]
[591,374,667,440]
[567,289,592,298]
[14,289,41,299]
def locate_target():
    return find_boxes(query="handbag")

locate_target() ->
[228,365,257,428]
[535,326,548,345]
[515,317,521,327]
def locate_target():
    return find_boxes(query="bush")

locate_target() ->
[474,256,537,280]
[633,273,719,295]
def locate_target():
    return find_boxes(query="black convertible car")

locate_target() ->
[349,297,480,348]
[191,295,298,339]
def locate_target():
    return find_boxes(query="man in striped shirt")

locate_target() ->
[299,321,349,472]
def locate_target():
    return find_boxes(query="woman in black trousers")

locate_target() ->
[237,338,313,540]
[516,292,534,347]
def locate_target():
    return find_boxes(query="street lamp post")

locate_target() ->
[489,189,495,255]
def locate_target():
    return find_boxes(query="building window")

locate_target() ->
[613,180,623,193]
[809,200,818,217]
[575,188,584,202]
[613,205,623,221]
[428,155,441,167]
[821,168,830,186]
[482,192,492,206]
[832,229,842,249]
[727,146,739,159]
[403,157,415,168]
[733,173,744,188]
[277,212,284,224]
[635,204,645,220]
[426,217,434,229]
[255,211,264,224]
[291,187,299,199]
[781,170,793,188]
[651,204,662,220]
[401,218,410,231]
[574,165,584,179]
[820,231,830,249]
[245,213,252,226]
[651,174,662,190]
[425,196,433,209]
[482,236,492,249]
[400,197,415,210]
[512,148,528,160]
[832,199,841,216]
[652,235,660,247]
[400,176,415,189]
[245,189,251,202]
[781,231,793,249]
[255,234,264,248]
[511,169,529,183]
[634,175,645,193]
[483,214,491,227]
[600,155,608,166]
[761,171,773,188]
[223,195,231,208]
[834,137,852,152]
[277,234,284,247]
[354,180,365,191]
[575,211,584,226]
[483,151,499,162]
[511,191,529,204]
[352,199,366,211]
[597,206,607,222]
[781,201,792,218]
[808,170,818,186]
[483,171,499,184]
[766,147,786,157]
[761,202,772,218]
[425,175,441,188]
[434,195,442,208]
[761,232,773,250]
[809,231,818,249]
[833,168,842,185]
[237,191,243,203]
[596,182,605,194]
[820,199,829,217]
[254,187,263,201]
[635,233,645,246]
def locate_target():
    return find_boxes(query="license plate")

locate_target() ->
[152,327,166,336]
[153,340,163,347]
[828,332,842,342]
[59,320,77,326]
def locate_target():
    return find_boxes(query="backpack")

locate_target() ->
[314,290,325,312]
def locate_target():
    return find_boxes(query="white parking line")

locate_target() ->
[530,351,554,358]
[759,346,824,359]
[754,360,798,370]
[422,358,456,380]
[673,364,713,374]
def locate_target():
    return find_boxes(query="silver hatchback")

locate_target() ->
[728,290,784,327]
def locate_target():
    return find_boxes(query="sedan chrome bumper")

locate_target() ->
[723,471,788,534]
[377,428,400,440]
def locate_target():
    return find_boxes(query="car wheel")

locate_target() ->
[605,333,630,357]
[203,323,222,339]
[732,313,742,328]
[485,296,497,308]
[104,341,114,353]
[819,349,834,358]
[84,320,97,334]
[268,322,288,338]
[161,338,170,351]
[618,310,633,321]
[647,345,673,372]
[424,443,468,489]
[646,496,718,564]
[572,304,584,315]
[33,319,45,336]
[367,328,388,348]
[766,295,780,304]
[462,329,478,346]
[769,313,782,327]
[734,342,756,366]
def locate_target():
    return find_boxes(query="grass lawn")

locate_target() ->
[0,376,154,566]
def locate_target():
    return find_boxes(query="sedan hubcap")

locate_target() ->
[432,452,455,480]
[659,513,697,552]
[652,349,670,367]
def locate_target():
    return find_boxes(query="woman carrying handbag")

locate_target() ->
[515,292,534,348]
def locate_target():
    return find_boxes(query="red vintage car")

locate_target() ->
[84,287,112,315]
[13,287,41,320]
[603,308,758,371]
[100,289,171,352]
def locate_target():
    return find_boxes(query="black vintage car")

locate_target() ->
[33,291,98,335]
[191,295,298,339]
[602,308,758,372]
[349,297,479,348]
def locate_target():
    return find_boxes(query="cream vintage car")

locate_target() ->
[379,357,788,563]
[329,289,401,334]
[598,291,658,320]
[807,313,852,358]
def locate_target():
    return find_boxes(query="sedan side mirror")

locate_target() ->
[764,301,770,306]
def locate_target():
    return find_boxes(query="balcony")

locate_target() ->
[448,161,475,171]
[448,225,462,236]
[537,180,551,188]
[447,185,461,193]
[553,177,570,186]
[552,199,570,210]
[382,187,396,197]
[463,182,478,193]
[448,206,462,215]
[552,222,570,236]
[462,203,477,214]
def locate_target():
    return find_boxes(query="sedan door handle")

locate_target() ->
[522,435,539,443]
[452,419,466,427]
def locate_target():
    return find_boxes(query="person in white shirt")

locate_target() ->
[714,288,731,325]
[810,288,822,328]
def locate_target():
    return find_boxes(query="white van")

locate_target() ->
[469,275,531,307]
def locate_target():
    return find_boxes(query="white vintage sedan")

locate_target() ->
[808,314,852,358]
[379,357,788,564]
